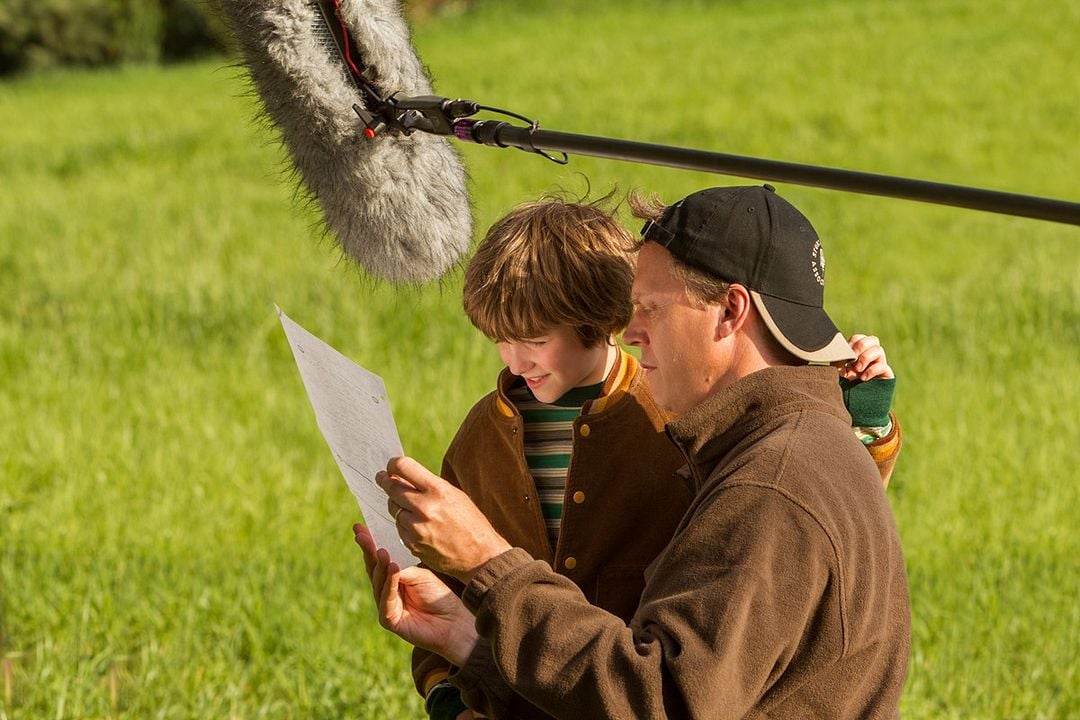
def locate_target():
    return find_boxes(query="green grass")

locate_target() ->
[1,0,1078,717]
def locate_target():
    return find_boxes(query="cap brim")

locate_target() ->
[750,291,855,363]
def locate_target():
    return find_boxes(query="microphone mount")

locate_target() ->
[354,92,1080,227]
[353,95,478,138]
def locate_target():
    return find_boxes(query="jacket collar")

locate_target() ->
[586,346,637,414]
[666,365,849,491]
[493,345,637,418]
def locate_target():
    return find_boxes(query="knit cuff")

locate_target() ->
[840,376,896,428]
[426,682,468,720]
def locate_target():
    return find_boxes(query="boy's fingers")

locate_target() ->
[841,331,896,382]
[855,351,894,380]
[863,360,895,381]
[849,334,881,357]
[856,347,881,372]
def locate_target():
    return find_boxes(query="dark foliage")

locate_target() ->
[0,0,229,76]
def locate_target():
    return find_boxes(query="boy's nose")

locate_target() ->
[498,343,533,375]
[507,355,534,375]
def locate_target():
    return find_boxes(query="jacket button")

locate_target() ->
[579,424,591,437]
[563,557,577,570]
[572,491,585,504]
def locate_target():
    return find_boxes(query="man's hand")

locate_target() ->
[841,334,894,382]
[353,524,479,666]
[377,456,513,583]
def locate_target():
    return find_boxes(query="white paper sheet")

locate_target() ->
[278,307,420,568]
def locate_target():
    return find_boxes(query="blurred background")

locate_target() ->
[1,0,1077,717]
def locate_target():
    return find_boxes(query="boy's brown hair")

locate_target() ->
[463,198,635,348]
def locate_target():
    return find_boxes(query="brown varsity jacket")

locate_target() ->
[413,349,692,720]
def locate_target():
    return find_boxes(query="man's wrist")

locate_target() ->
[444,624,480,667]
[457,538,513,585]
[461,547,535,613]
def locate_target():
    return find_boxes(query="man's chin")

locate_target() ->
[647,380,694,416]
[642,371,673,412]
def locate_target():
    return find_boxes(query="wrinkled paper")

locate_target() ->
[279,307,419,567]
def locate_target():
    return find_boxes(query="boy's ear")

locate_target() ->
[715,284,753,340]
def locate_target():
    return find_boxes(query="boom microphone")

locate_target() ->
[218,0,472,283]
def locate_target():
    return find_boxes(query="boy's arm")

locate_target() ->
[842,378,902,488]
[864,412,902,489]
[423,680,472,720]
[839,334,903,488]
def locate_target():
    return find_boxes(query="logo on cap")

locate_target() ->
[811,240,825,287]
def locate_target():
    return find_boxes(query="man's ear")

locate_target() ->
[715,284,753,340]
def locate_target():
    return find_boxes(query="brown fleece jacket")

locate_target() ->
[449,365,911,720]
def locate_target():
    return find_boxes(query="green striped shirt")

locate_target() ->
[508,380,605,551]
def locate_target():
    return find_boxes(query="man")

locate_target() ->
[356,185,911,719]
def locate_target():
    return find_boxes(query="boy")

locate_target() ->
[415,198,901,720]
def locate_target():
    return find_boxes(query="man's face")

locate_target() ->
[497,325,611,404]
[624,242,729,415]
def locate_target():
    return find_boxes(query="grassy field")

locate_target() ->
[1,0,1078,717]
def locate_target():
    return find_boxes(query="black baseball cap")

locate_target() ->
[640,185,854,363]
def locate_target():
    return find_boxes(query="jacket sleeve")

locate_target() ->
[451,484,835,720]
[867,412,903,489]
[411,453,470,706]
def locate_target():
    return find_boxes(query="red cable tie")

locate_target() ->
[332,0,366,78]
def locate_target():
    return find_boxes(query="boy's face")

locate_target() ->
[498,326,612,404]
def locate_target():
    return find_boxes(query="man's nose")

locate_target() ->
[623,314,645,347]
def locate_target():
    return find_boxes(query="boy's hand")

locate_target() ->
[353,524,479,667]
[841,334,894,382]
[377,457,513,584]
